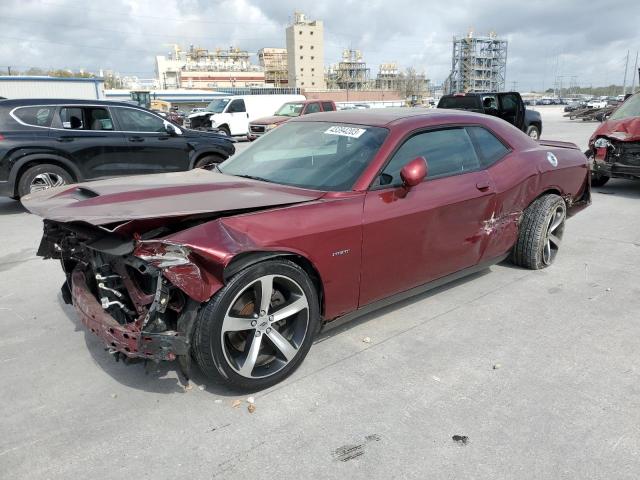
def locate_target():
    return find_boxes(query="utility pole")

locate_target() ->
[622,50,629,95]
[631,51,639,95]
[7,66,11,76]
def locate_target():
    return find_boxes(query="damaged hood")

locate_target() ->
[21,169,325,226]
[591,116,640,143]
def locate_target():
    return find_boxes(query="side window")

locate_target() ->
[321,102,335,111]
[112,108,165,132]
[227,99,246,113]
[467,126,510,168]
[60,107,84,129]
[379,128,480,186]
[86,108,113,131]
[13,106,55,127]
[305,103,321,114]
[499,94,519,114]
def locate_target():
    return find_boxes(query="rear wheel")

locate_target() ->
[17,163,73,198]
[512,194,566,270]
[193,259,320,390]
[526,125,540,140]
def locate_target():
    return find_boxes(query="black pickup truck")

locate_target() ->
[437,92,543,140]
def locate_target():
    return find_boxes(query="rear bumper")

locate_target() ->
[71,270,188,361]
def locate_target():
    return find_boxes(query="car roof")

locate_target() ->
[0,98,144,108]
[293,107,490,128]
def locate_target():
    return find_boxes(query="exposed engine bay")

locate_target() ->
[38,220,200,372]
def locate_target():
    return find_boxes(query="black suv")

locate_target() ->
[437,92,543,140]
[0,99,235,198]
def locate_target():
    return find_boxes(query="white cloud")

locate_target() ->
[0,0,638,89]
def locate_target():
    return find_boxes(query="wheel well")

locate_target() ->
[13,159,77,196]
[224,251,325,316]
[194,151,225,165]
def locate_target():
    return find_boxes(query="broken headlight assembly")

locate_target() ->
[594,137,611,149]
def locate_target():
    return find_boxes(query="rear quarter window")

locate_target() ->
[12,106,55,127]
[321,102,335,111]
[467,126,510,168]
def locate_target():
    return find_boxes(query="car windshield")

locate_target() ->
[609,93,640,121]
[219,121,388,191]
[205,98,230,113]
[275,103,304,117]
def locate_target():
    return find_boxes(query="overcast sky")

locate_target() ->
[0,0,638,90]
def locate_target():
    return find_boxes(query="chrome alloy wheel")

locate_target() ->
[542,202,566,265]
[29,172,67,193]
[528,129,539,140]
[220,274,309,379]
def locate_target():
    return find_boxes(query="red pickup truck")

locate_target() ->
[248,99,336,140]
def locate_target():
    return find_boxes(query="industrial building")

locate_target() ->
[327,49,371,91]
[286,12,326,89]
[375,63,402,90]
[446,31,508,93]
[258,48,289,87]
[155,45,265,89]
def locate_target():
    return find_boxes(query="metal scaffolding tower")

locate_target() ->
[447,31,508,93]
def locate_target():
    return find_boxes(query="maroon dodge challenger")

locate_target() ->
[22,109,590,389]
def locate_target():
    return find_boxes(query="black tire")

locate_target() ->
[17,163,73,198]
[590,172,610,187]
[511,194,567,270]
[218,125,231,137]
[193,259,320,390]
[526,125,540,140]
[194,154,225,170]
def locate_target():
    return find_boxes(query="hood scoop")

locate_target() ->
[22,169,325,226]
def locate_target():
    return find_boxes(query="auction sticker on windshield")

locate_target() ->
[324,126,366,138]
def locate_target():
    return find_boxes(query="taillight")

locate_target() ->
[0,134,4,141]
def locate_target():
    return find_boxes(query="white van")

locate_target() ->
[186,94,305,136]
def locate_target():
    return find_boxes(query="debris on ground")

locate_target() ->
[198,384,206,391]
[111,393,117,399]
[432,375,441,382]
[362,336,371,344]
[493,363,501,370]
[231,399,242,408]
[248,403,256,414]
[247,396,255,404]
[214,399,223,404]
[183,382,193,392]
[452,435,469,445]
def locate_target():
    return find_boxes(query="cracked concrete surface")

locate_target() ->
[1,107,639,479]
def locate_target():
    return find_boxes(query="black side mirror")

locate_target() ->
[164,122,178,135]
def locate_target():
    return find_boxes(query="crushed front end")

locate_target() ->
[591,137,640,180]
[38,220,204,364]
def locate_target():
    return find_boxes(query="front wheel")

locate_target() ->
[590,172,610,187]
[193,259,320,390]
[194,154,224,170]
[526,125,540,140]
[512,194,566,270]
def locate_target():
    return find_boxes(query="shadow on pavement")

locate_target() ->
[0,198,25,215]
[56,293,239,397]
[592,178,640,200]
